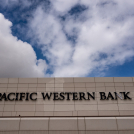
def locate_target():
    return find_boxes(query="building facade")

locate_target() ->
[0,77,134,134]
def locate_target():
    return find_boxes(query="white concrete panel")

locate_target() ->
[85,117,117,130]
[117,117,134,130]
[20,118,49,130]
[0,118,20,131]
[49,118,77,130]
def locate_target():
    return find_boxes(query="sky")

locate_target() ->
[0,0,134,77]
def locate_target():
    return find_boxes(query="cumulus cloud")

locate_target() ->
[1,0,134,77]
[28,0,134,77]
[50,0,79,13]
[1,0,31,8]
[0,13,47,77]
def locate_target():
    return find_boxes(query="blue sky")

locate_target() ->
[0,0,134,77]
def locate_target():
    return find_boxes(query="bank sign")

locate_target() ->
[0,92,132,101]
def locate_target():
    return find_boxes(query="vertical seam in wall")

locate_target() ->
[95,77,96,92]
[54,77,55,92]
[73,76,75,112]
[19,117,21,132]
[7,78,9,95]
[2,98,5,117]
[77,117,79,134]
[44,78,46,116]
[95,78,99,116]
[72,111,73,117]
[53,100,54,116]
[73,77,76,112]
[115,80,120,116]
[54,77,55,115]
[5,81,8,93]
[84,117,86,131]
[27,80,29,92]
[26,81,29,116]
[115,117,119,134]
[14,80,16,112]
[34,78,38,116]
[15,78,19,116]
[37,77,39,93]
[2,78,8,116]
[48,117,50,134]
[93,77,95,83]
[74,99,76,112]
[123,82,125,90]
[16,78,19,93]
[13,92,15,116]
[113,77,115,90]
[97,94,99,116]
[117,101,121,116]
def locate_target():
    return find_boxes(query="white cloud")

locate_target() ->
[50,0,79,13]
[1,0,134,77]
[0,0,31,7]
[29,0,134,77]
[0,13,47,77]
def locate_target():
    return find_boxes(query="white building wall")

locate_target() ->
[0,77,134,133]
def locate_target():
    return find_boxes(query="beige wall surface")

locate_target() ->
[0,117,134,133]
[0,77,134,117]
